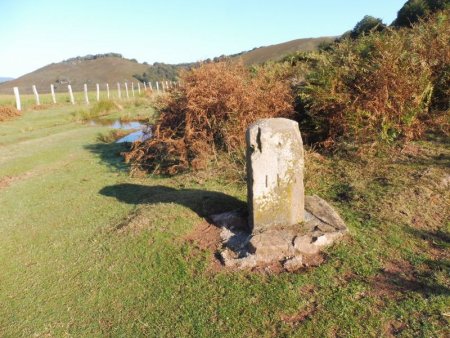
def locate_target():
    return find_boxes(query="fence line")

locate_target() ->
[32,85,40,106]
[68,85,75,104]
[124,82,129,99]
[7,80,180,110]
[13,87,21,111]
[50,84,56,104]
[83,84,89,104]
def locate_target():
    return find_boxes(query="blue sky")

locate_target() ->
[0,0,406,77]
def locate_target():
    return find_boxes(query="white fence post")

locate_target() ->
[84,84,89,104]
[138,82,141,94]
[106,83,110,99]
[50,84,56,104]
[32,85,40,105]
[124,82,129,98]
[96,83,100,102]
[143,82,147,90]
[131,82,135,97]
[149,82,153,91]
[117,83,121,99]
[13,87,21,111]
[156,81,159,93]
[166,81,170,89]
[68,85,75,104]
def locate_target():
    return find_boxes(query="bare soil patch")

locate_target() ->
[0,171,34,190]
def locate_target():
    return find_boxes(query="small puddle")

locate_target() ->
[88,119,153,143]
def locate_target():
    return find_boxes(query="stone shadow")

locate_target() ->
[99,183,247,218]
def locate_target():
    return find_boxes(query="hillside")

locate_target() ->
[0,36,334,95]
[0,56,149,94]
[0,77,14,83]
[233,36,336,65]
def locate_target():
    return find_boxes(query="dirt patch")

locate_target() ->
[183,221,222,252]
[369,259,416,299]
[182,222,223,274]
[369,257,450,300]
[280,302,318,326]
[0,171,34,190]
[382,320,407,337]
[302,254,326,267]
[115,211,152,234]
[30,104,51,111]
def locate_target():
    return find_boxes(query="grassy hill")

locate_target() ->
[0,77,14,83]
[232,36,336,65]
[0,55,149,95]
[0,36,333,95]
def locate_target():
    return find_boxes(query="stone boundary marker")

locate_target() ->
[211,118,348,271]
[246,118,305,232]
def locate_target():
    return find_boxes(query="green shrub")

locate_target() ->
[350,15,386,38]
[298,10,450,146]
[393,0,450,27]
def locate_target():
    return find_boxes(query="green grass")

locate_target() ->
[0,89,153,111]
[0,106,448,337]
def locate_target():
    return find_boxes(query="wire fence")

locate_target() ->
[4,80,179,110]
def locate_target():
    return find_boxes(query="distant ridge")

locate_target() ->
[232,36,336,65]
[0,77,14,83]
[0,55,149,94]
[0,36,334,94]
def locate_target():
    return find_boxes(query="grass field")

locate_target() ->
[0,104,448,337]
[0,89,154,111]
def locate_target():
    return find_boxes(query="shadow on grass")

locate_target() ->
[99,183,246,217]
[373,267,450,297]
[397,136,450,169]
[370,227,450,298]
[84,142,131,172]
[406,227,450,249]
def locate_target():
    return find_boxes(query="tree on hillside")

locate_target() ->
[350,15,386,38]
[393,0,449,27]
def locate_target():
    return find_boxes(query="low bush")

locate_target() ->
[298,10,450,146]
[0,106,21,122]
[124,60,294,174]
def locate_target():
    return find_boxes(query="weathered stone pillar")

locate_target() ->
[246,118,304,232]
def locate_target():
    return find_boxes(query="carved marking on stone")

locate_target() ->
[246,118,305,232]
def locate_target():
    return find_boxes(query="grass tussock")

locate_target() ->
[125,60,294,174]
[298,11,450,146]
[71,100,121,121]
[0,106,21,122]
[90,100,120,116]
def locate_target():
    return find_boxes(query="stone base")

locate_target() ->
[210,195,348,271]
